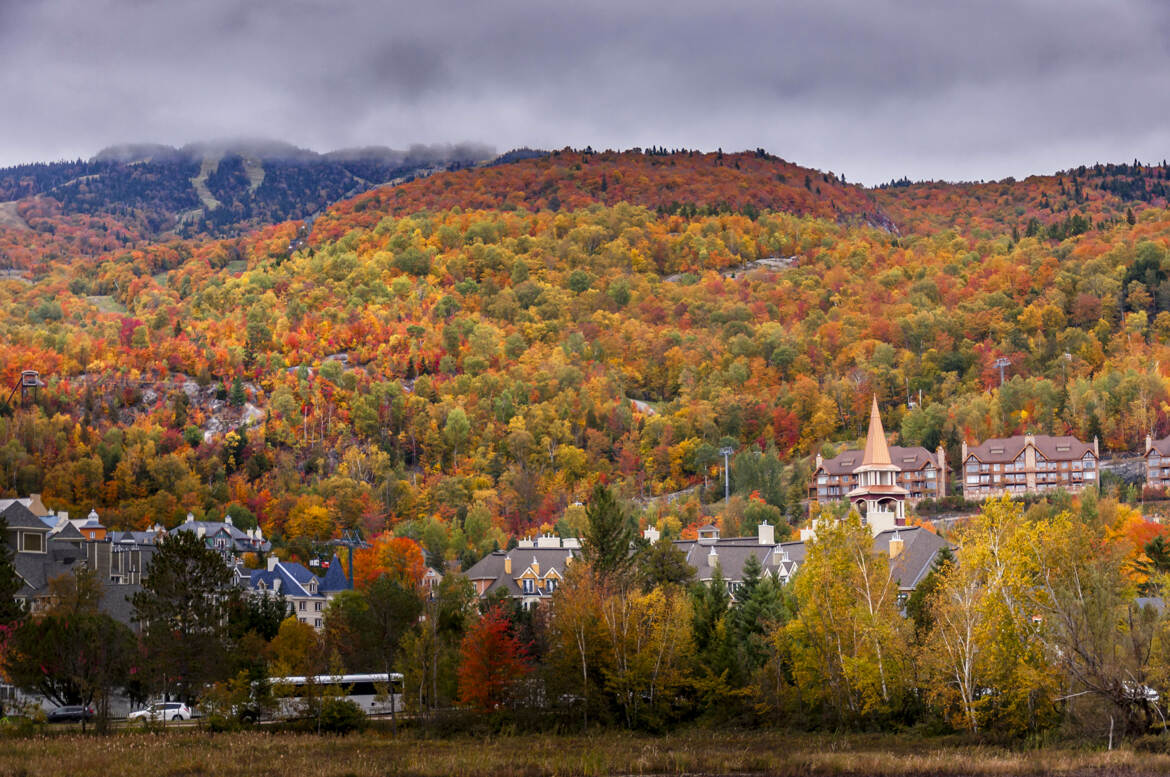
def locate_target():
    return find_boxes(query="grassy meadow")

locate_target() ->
[3,729,1170,777]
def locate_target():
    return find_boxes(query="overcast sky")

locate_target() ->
[2,0,1168,184]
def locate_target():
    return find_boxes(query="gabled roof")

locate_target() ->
[873,526,950,590]
[817,445,938,476]
[51,521,84,541]
[248,562,314,597]
[683,541,774,583]
[463,547,577,599]
[0,501,50,531]
[464,550,508,580]
[169,519,271,552]
[1150,438,1170,457]
[965,435,1095,464]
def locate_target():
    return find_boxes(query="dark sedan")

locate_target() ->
[46,705,94,723]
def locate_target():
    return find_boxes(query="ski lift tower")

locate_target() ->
[993,357,1011,387]
[331,528,367,587]
[6,370,44,408]
[719,446,735,503]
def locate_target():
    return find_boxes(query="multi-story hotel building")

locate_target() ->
[809,403,947,507]
[1144,435,1170,493]
[961,434,1099,498]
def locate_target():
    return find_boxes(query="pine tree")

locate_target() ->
[229,377,247,407]
[132,530,237,703]
[0,517,23,626]
[582,484,636,583]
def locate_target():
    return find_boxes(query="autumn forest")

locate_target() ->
[4,146,1170,736]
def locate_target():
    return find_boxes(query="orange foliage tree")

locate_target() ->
[352,534,426,590]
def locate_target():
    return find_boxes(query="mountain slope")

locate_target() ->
[876,161,1170,237]
[317,148,894,236]
[0,140,494,238]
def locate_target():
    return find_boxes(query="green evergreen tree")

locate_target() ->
[229,377,247,407]
[636,537,695,591]
[582,484,636,583]
[732,557,794,669]
[0,517,24,626]
[132,530,237,703]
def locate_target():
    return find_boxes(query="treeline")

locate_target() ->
[5,490,1170,742]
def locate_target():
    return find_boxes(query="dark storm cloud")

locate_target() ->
[2,0,1169,183]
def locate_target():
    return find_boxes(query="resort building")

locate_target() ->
[961,434,1099,499]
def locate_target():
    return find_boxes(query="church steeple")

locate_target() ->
[862,395,892,467]
[847,395,908,534]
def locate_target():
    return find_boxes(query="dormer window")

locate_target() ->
[522,579,535,595]
[19,532,44,553]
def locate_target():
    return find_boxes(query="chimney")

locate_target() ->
[186,512,194,523]
[504,556,512,575]
[815,452,823,469]
[758,521,774,546]
[961,440,968,462]
[888,532,904,559]
[1148,434,1154,455]
[267,556,279,572]
[531,556,540,576]
[707,546,718,571]
[225,515,233,526]
[1093,436,1099,458]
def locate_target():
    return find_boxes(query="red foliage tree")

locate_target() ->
[457,604,531,711]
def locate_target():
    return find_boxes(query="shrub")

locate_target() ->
[317,699,367,735]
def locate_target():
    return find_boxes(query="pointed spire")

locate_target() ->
[862,395,893,467]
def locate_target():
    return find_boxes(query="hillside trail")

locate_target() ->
[0,201,30,231]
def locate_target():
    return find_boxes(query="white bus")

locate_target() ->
[260,673,403,720]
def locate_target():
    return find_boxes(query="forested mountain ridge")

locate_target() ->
[876,160,1170,238]
[0,140,494,240]
[316,147,895,239]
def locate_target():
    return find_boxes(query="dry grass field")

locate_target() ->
[2,729,1170,777]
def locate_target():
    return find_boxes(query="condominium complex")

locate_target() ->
[961,434,1099,498]
[1144,434,1170,493]
[809,402,946,507]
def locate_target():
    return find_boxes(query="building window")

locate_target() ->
[546,579,557,593]
[314,601,322,611]
[19,532,43,553]
[523,579,535,595]
[315,619,322,628]
[298,601,306,611]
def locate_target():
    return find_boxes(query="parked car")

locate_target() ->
[128,702,191,722]
[47,705,94,723]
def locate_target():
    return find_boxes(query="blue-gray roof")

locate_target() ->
[320,556,351,592]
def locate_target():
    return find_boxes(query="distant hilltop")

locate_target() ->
[0,139,503,239]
